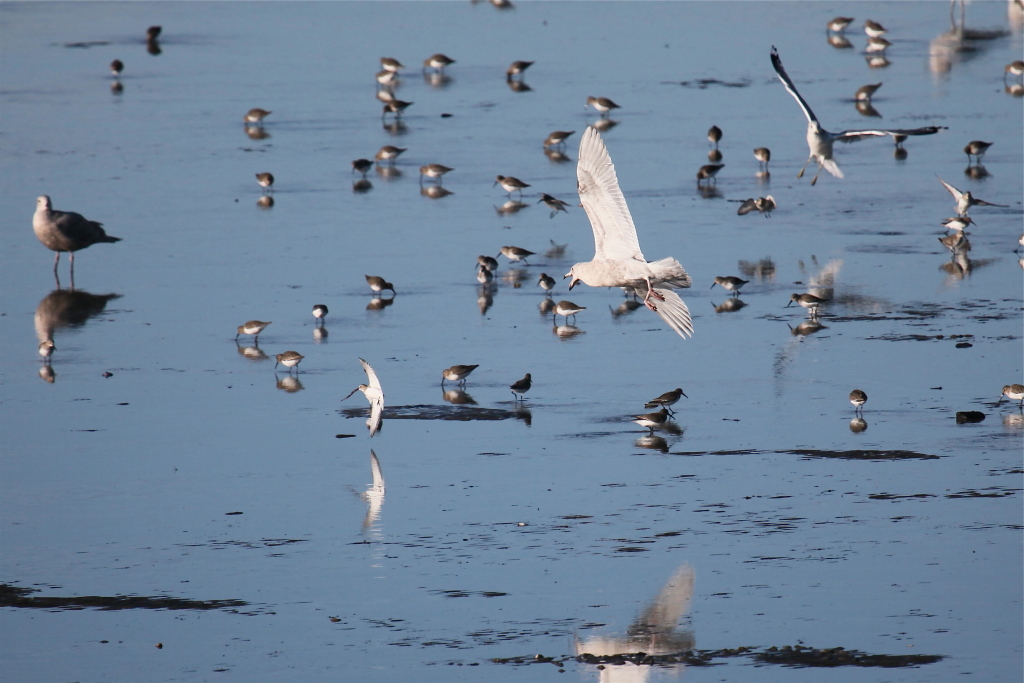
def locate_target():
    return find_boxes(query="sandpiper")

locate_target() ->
[544,130,575,148]
[478,255,499,272]
[855,83,882,101]
[1005,60,1024,82]
[419,164,453,185]
[312,304,328,325]
[938,232,970,253]
[707,125,722,148]
[38,339,55,362]
[937,176,1007,216]
[711,276,748,296]
[510,373,532,401]
[1000,384,1024,407]
[255,172,274,191]
[585,96,620,117]
[633,407,669,433]
[423,53,454,72]
[696,164,724,184]
[352,158,373,176]
[849,389,868,413]
[244,108,271,124]
[33,195,121,277]
[754,195,777,216]
[494,175,530,197]
[506,60,533,79]
[365,275,395,295]
[941,216,974,233]
[110,59,123,76]
[375,145,406,165]
[380,57,404,72]
[537,273,556,294]
[235,320,271,342]
[963,140,993,165]
[827,16,854,33]
[538,193,570,217]
[442,364,478,386]
[146,25,162,40]
[499,245,535,264]
[863,19,887,37]
[645,388,686,415]
[553,300,585,324]
[382,100,413,118]
[275,351,304,373]
[787,293,826,318]
[753,147,771,170]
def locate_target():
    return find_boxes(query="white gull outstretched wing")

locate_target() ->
[771,46,819,126]
[359,358,384,437]
[652,289,694,339]
[577,127,645,262]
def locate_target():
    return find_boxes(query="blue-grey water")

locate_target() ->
[2,2,1022,681]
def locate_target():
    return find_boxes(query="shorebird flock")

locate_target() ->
[30,19,1021,439]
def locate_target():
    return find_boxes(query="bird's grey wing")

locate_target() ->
[370,450,385,491]
[651,289,694,339]
[577,127,645,262]
[737,198,757,215]
[936,176,963,202]
[53,210,106,238]
[360,357,382,394]
[834,125,944,143]
[771,46,819,125]
[973,198,1009,208]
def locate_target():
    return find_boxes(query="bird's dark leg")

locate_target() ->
[797,156,811,179]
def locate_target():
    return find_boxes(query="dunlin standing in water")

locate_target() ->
[146,25,162,39]
[244,108,271,124]
[707,125,722,148]
[375,145,406,165]
[494,175,530,197]
[941,216,975,233]
[711,276,748,296]
[352,158,373,176]
[312,304,328,325]
[849,389,868,414]
[787,293,826,319]
[510,373,532,401]
[274,351,304,373]
[110,59,123,76]
[863,19,887,37]
[565,127,694,338]
[1000,384,1024,407]
[478,255,499,273]
[423,53,455,72]
[38,339,55,363]
[365,275,395,296]
[696,164,724,185]
[442,364,478,387]
[855,83,882,101]
[553,300,585,324]
[537,272,556,294]
[538,193,570,217]
[341,358,384,437]
[963,140,993,165]
[382,100,413,119]
[544,130,575,148]
[754,147,771,171]
[938,231,971,253]
[419,164,453,185]
[145,26,161,55]
[827,16,854,33]
[937,176,1007,216]
[585,96,620,117]
[633,407,669,433]
[506,60,533,79]
[771,47,945,185]
[645,388,687,415]
[1005,61,1024,82]
[380,57,404,72]
[33,195,121,278]
[255,172,274,192]
[235,320,271,342]
[499,246,535,264]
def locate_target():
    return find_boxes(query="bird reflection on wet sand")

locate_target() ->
[610,298,642,318]
[361,450,385,530]
[713,298,747,313]
[789,319,828,336]
[236,343,269,361]
[553,324,585,340]
[35,288,122,346]
[494,200,529,215]
[367,296,394,312]
[275,374,304,393]
[850,417,868,433]
[477,287,494,315]
[576,564,695,669]
[443,389,477,405]
[635,434,670,453]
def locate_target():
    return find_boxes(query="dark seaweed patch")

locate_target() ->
[0,583,248,612]
[786,449,939,460]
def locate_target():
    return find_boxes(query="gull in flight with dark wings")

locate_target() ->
[342,358,384,437]
[770,46,945,185]
[565,127,693,339]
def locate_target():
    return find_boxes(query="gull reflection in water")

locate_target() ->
[275,374,304,393]
[360,450,386,531]
[34,289,122,379]
[576,564,696,680]
[930,0,1011,75]
[738,256,776,283]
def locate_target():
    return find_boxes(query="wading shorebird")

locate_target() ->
[849,389,868,414]
[771,47,945,185]
[565,128,693,339]
[645,388,687,415]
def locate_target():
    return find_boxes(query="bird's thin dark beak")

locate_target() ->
[681,391,688,399]
[341,387,359,401]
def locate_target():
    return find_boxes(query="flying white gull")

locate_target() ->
[771,46,945,185]
[565,127,693,339]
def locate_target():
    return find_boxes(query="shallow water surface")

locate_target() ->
[1,2,1022,681]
